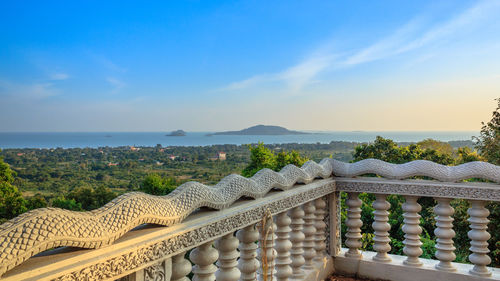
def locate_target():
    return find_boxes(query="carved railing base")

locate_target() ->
[334,248,499,281]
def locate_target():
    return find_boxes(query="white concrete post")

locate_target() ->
[434,198,456,271]
[468,200,492,277]
[171,252,191,281]
[302,201,317,269]
[345,192,363,258]
[289,206,305,279]
[275,212,292,281]
[237,224,259,281]
[402,196,423,266]
[372,194,391,262]
[314,197,327,260]
[190,241,218,281]
[328,191,341,257]
[257,215,277,281]
[215,233,241,281]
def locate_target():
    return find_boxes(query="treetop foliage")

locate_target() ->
[475,98,500,165]
[241,142,308,177]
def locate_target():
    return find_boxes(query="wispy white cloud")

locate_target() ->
[88,52,127,73]
[220,0,500,95]
[221,53,335,93]
[0,80,59,99]
[49,73,69,80]
[106,77,126,93]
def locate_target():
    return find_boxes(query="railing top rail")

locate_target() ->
[0,159,333,278]
[331,159,500,184]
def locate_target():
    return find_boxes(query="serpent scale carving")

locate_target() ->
[1,158,499,277]
[331,159,500,183]
[0,159,333,277]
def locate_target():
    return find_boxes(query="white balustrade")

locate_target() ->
[215,233,241,281]
[237,225,260,281]
[345,192,363,258]
[289,206,305,279]
[191,241,219,281]
[302,201,317,269]
[314,197,327,260]
[171,252,191,281]
[434,198,456,271]
[467,200,492,277]
[257,214,277,281]
[372,194,391,262]
[275,212,292,281]
[402,196,423,266]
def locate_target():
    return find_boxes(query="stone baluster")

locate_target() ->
[289,206,305,279]
[467,200,492,277]
[275,212,292,281]
[402,196,423,266]
[345,192,363,258]
[237,225,260,281]
[434,198,456,271]
[257,214,277,281]
[171,252,191,281]
[372,194,391,262]
[216,233,241,281]
[314,197,327,260]
[302,201,316,269]
[190,241,219,281]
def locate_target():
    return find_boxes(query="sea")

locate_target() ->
[0,131,477,149]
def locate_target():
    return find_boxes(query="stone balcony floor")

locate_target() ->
[327,274,388,281]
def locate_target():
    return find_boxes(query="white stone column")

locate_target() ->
[468,200,492,277]
[372,194,391,262]
[402,196,423,266]
[257,214,277,281]
[275,212,292,281]
[289,206,305,279]
[171,252,191,281]
[328,191,341,257]
[191,241,218,281]
[314,197,327,260]
[434,198,456,271]
[302,201,316,269]
[237,225,259,281]
[216,233,241,281]
[345,192,363,258]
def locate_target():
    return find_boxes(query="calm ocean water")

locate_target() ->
[0,131,477,149]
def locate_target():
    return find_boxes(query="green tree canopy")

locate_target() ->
[0,151,27,222]
[241,142,309,177]
[353,136,454,165]
[141,174,178,195]
[475,98,500,165]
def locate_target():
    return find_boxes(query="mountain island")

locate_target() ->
[166,130,186,136]
[213,125,308,135]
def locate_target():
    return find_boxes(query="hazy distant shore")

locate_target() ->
[0,131,477,149]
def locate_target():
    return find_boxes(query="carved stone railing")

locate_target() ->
[0,159,335,281]
[331,159,500,281]
[0,158,499,281]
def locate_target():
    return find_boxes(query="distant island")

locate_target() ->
[212,125,309,135]
[166,130,186,136]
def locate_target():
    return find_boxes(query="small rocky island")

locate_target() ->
[166,130,186,136]
[212,125,308,135]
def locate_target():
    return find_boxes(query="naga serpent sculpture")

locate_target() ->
[1,158,500,277]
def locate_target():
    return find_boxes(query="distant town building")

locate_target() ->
[107,162,119,166]
[217,151,226,160]
[169,155,178,161]
[130,146,140,151]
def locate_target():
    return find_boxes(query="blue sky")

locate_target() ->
[1,0,499,132]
